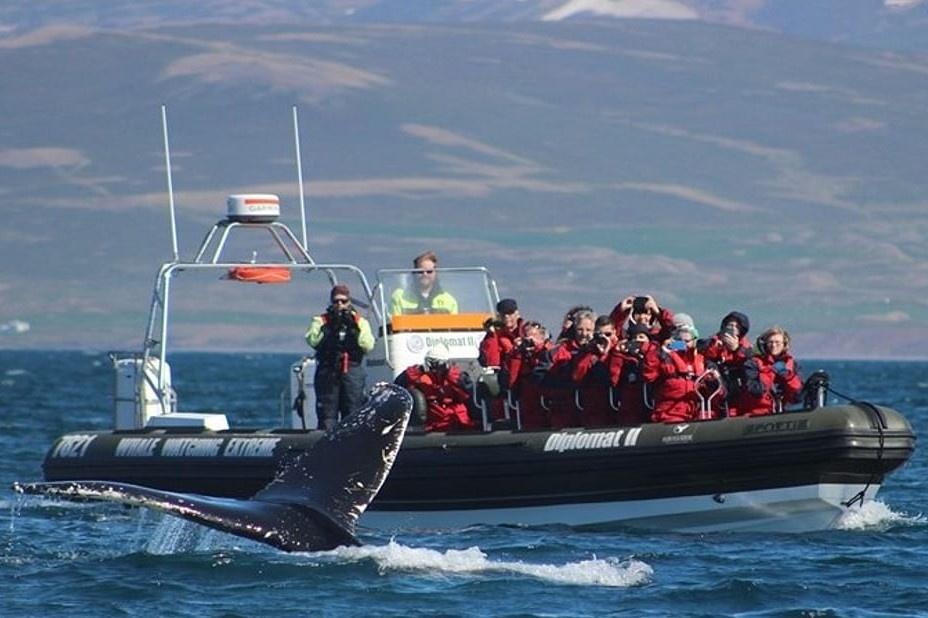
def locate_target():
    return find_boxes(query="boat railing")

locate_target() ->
[471,383,491,431]
[643,382,655,410]
[505,389,522,430]
[772,395,785,414]
[192,219,316,267]
[695,371,724,421]
[138,106,389,427]
[607,387,621,412]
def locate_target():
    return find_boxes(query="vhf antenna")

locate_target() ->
[292,105,308,251]
[161,104,179,261]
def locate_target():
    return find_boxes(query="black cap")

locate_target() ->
[497,298,518,315]
[626,322,651,338]
[721,311,750,336]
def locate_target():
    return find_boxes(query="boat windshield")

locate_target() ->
[376,267,499,323]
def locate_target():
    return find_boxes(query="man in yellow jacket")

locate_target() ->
[305,284,375,431]
[389,250,458,315]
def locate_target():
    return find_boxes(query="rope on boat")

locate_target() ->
[810,382,887,509]
[838,398,887,510]
[807,380,888,508]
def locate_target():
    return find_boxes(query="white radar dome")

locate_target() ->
[226,194,280,223]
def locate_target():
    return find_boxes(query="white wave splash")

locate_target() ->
[145,515,222,555]
[836,500,926,531]
[325,540,653,587]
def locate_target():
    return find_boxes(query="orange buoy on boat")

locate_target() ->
[226,266,292,284]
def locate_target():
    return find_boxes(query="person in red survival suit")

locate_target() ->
[555,305,594,344]
[536,309,596,429]
[571,315,620,428]
[501,321,553,430]
[740,326,803,416]
[478,298,524,421]
[642,317,723,424]
[394,343,476,432]
[702,311,754,417]
[610,295,675,342]
[479,298,523,367]
[607,322,653,426]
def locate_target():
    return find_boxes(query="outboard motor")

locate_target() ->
[802,370,830,409]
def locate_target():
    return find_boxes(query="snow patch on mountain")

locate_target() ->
[543,0,699,21]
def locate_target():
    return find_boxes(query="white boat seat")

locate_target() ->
[145,412,230,431]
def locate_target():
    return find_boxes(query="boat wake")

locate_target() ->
[323,540,653,588]
[835,500,926,531]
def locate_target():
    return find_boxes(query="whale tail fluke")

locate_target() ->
[14,383,413,552]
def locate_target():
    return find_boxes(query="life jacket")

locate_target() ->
[740,353,802,416]
[644,347,710,423]
[315,312,365,373]
[500,341,553,430]
[571,347,612,385]
[540,340,582,388]
[392,284,457,315]
[502,340,551,390]
[661,348,706,380]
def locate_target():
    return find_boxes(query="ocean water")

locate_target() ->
[1,350,926,617]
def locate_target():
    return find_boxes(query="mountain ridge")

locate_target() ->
[1,17,926,357]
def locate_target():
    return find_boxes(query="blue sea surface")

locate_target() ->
[1,350,926,617]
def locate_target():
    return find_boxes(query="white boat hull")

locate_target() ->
[360,483,879,534]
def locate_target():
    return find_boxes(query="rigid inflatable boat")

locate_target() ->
[44,400,913,533]
[35,110,916,533]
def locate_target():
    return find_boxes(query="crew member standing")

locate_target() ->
[305,284,375,431]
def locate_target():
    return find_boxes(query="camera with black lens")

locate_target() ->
[326,305,343,329]
[625,339,641,355]
[592,333,609,348]
[519,338,535,353]
[483,317,504,333]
